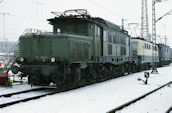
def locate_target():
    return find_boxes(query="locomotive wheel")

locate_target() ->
[132,64,137,73]
[52,74,65,88]
[98,70,105,81]
[109,65,115,79]
[121,65,125,75]
[96,65,104,81]
[29,75,41,85]
[103,66,110,79]
[40,76,51,86]
[71,67,81,85]
[89,69,97,83]
[112,66,118,78]
[63,75,72,88]
[86,66,97,83]
[115,66,121,77]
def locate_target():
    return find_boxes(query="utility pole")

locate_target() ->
[0,13,9,61]
[141,0,149,41]
[151,0,158,74]
[151,0,170,74]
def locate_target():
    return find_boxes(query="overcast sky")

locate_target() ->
[0,0,172,46]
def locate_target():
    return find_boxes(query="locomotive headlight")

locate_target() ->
[20,57,24,62]
[51,57,55,62]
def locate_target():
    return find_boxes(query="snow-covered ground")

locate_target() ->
[0,83,38,95]
[119,85,172,113]
[0,76,40,96]
[0,65,172,113]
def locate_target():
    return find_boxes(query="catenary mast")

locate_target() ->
[141,0,150,41]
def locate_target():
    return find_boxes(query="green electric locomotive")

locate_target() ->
[12,9,133,87]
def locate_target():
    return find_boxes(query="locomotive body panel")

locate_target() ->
[19,34,93,63]
[158,44,171,66]
[98,28,131,65]
[19,34,68,63]
[131,38,159,64]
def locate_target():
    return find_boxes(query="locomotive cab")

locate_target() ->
[51,18,89,36]
[14,10,95,86]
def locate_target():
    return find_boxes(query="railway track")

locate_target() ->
[0,87,62,108]
[0,88,46,98]
[107,81,172,113]
[0,76,92,109]
[0,84,82,109]
[166,106,172,113]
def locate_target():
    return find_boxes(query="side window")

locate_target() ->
[126,37,129,46]
[103,30,107,41]
[95,26,100,37]
[145,43,146,49]
[97,27,100,36]
[116,33,120,44]
[66,25,75,33]
[108,44,112,55]
[76,24,88,34]
[113,33,116,43]
[108,32,112,43]
[121,47,126,56]
[121,35,126,45]
[53,25,59,34]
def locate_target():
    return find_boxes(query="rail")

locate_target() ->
[166,106,172,113]
[0,88,45,98]
[0,83,83,108]
[0,87,57,108]
[107,81,172,113]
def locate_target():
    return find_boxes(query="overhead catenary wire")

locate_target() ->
[0,0,50,23]
[89,0,123,20]
[89,0,135,30]
[17,0,57,11]
[95,0,128,14]
[9,14,47,22]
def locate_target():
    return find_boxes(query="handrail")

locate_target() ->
[22,28,53,36]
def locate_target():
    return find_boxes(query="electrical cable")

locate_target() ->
[9,14,47,22]
[89,0,123,19]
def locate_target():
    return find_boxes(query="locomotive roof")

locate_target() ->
[157,43,170,48]
[48,9,126,33]
[132,37,170,47]
[48,17,121,31]
[94,17,123,32]
[131,37,153,43]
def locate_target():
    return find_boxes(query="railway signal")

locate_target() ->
[137,72,150,85]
